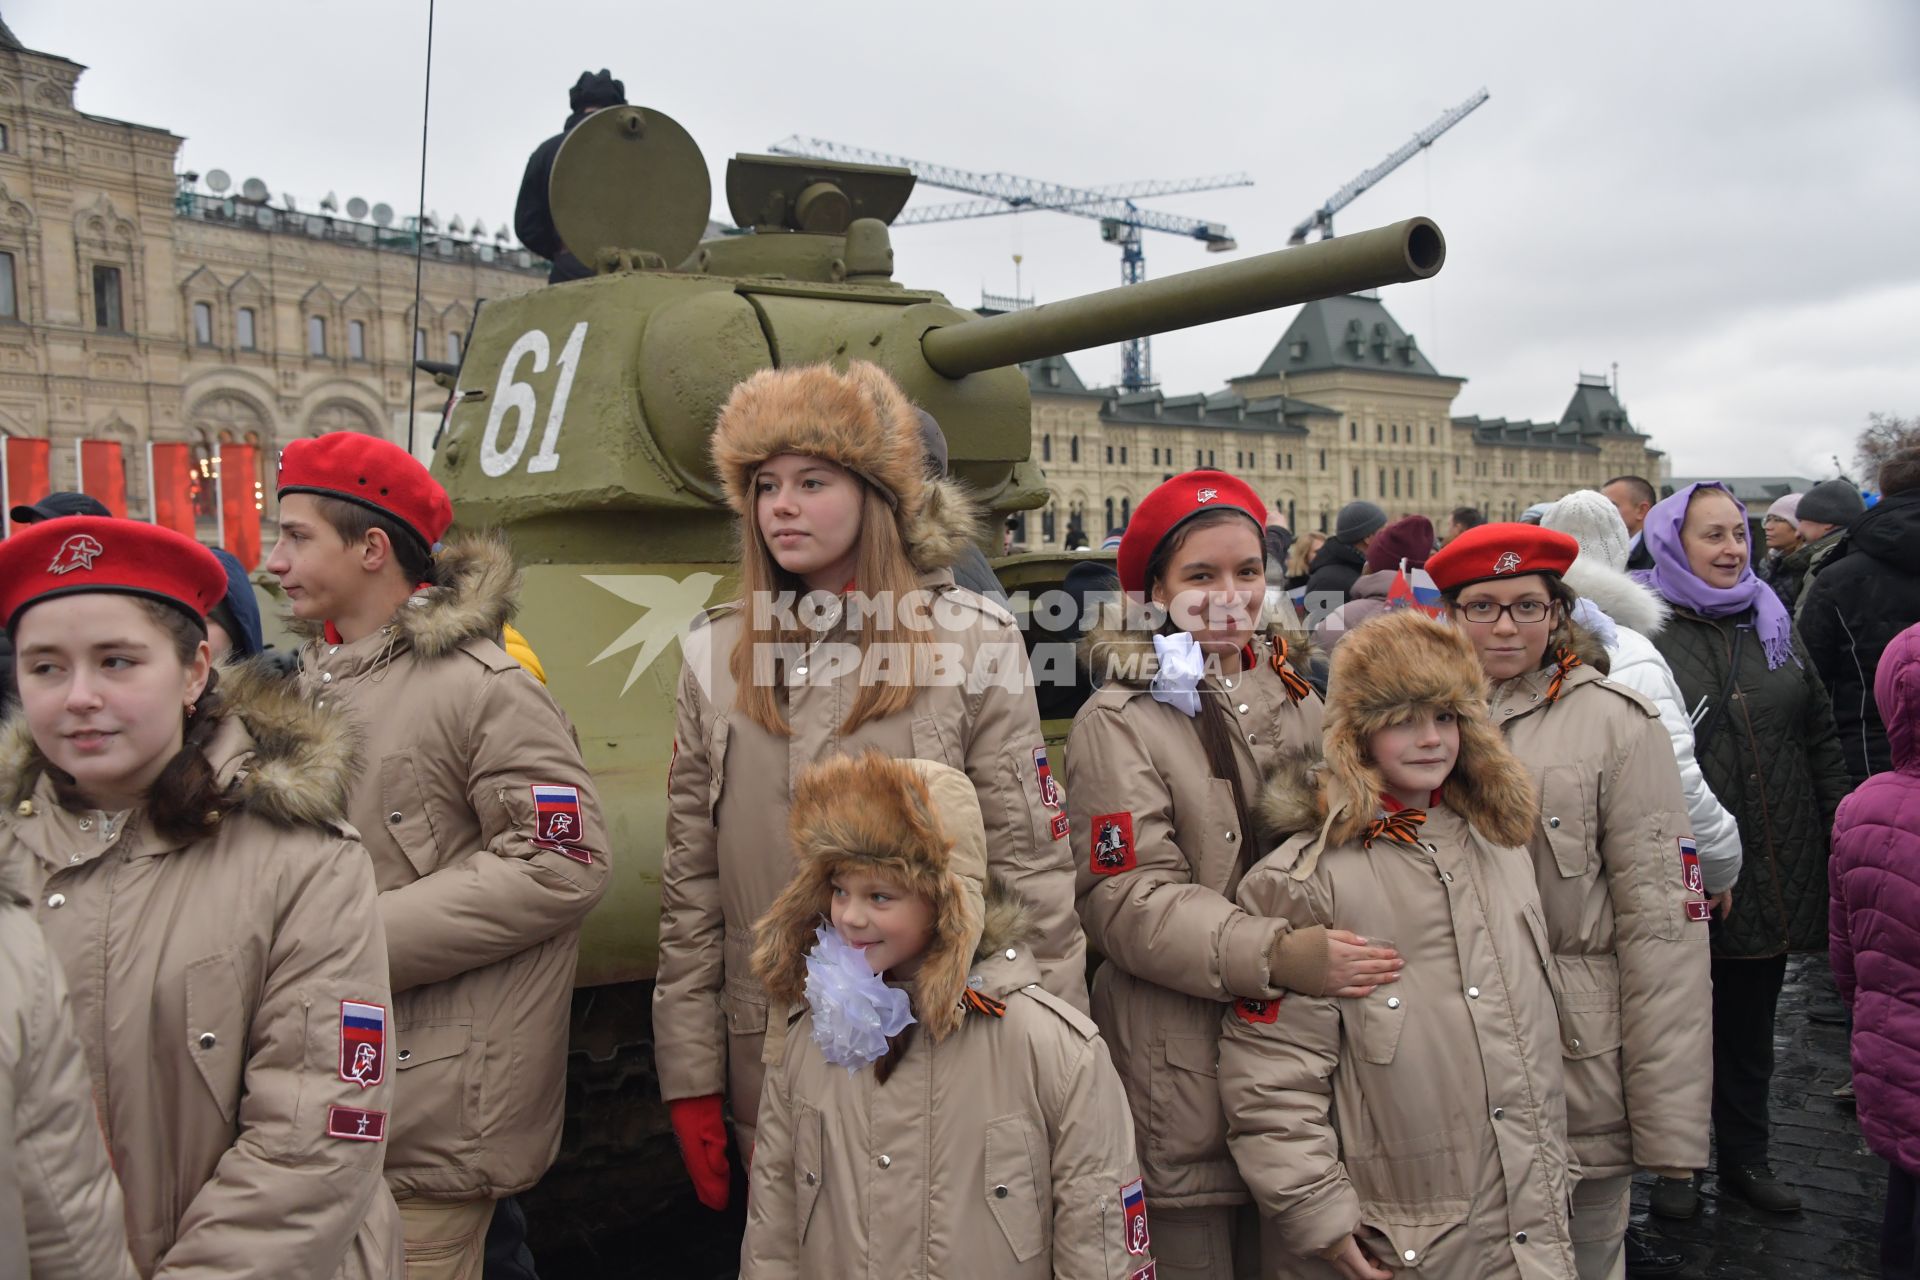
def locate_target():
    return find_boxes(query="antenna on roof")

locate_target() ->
[347,196,369,220]
[241,177,268,202]
[206,169,231,194]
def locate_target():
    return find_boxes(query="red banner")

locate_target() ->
[218,443,261,570]
[3,437,50,536]
[148,442,197,537]
[77,440,129,517]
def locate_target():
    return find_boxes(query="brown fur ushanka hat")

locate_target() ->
[751,753,988,1042]
[708,361,982,571]
[1288,609,1537,848]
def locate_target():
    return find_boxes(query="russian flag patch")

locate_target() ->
[531,784,591,863]
[338,1000,386,1088]
[1121,1177,1151,1255]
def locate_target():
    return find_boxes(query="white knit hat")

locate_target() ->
[1542,490,1632,573]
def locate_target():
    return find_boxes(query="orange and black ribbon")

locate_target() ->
[1544,646,1584,704]
[961,987,1007,1019]
[1364,808,1427,850]
[1268,636,1313,704]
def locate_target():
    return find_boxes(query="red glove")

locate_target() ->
[669,1095,731,1211]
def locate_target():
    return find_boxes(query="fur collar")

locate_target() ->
[0,660,357,831]
[1564,556,1670,638]
[1257,611,1537,859]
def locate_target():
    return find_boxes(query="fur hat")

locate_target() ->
[751,754,987,1043]
[709,362,981,571]
[1543,490,1633,574]
[1264,610,1535,851]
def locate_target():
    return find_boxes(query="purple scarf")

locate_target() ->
[1632,481,1799,670]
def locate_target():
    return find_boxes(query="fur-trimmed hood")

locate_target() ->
[708,361,983,572]
[287,529,521,660]
[1257,611,1537,864]
[752,753,990,1042]
[0,658,357,832]
[1563,553,1670,638]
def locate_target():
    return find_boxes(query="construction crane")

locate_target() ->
[769,136,1248,390]
[1287,88,1489,246]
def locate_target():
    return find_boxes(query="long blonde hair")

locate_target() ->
[1286,530,1326,579]
[728,471,937,737]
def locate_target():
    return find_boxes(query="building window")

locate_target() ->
[1378,468,1387,497]
[1376,423,1384,443]
[93,266,125,331]
[1105,497,1115,530]
[1012,512,1028,544]
[1392,470,1401,498]
[307,315,327,356]
[1352,467,1362,496]
[1120,446,1127,464]
[1121,497,1131,524]
[1196,450,1203,467]
[1070,437,1080,463]
[1319,449,1327,471]
[0,252,17,319]
[0,124,8,152]
[1429,425,1436,445]
[446,332,462,363]
[1208,450,1216,467]
[414,328,428,361]
[1042,507,1056,541]
[1151,447,1159,465]
[192,301,214,345]
[1106,445,1114,465]
[1454,456,1461,476]
[1391,423,1398,443]
[348,319,367,360]
[1042,434,1052,462]
[236,307,256,350]
[1431,468,1440,495]
[1349,422,1358,441]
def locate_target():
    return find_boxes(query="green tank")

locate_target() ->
[431,104,1445,1227]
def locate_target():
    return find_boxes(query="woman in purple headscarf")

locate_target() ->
[1639,482,1851,1216]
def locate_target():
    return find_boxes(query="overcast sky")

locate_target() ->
[18,0,1918,479]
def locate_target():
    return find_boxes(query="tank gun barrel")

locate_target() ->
[920,217,1444,380]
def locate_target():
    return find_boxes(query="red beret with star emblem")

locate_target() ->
[0,516,227,631]
[278,433,454,549]
[1425,522,1579,593]
[1117,470,1267,595]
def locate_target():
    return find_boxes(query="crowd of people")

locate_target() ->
[0,354,1914,1280]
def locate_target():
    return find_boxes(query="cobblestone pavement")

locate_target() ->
[1629,953,1882,1280]
[532,954,1884,1279]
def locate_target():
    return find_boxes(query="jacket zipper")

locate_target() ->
[1719,619,1790,954]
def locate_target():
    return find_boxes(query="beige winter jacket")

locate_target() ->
[653,570,1087,1142]
[1489,651,1714,1179]
[1221,805,1577,1280]
[296,533,611,1200]
[0,670,403,1279]
[1066,623,1325,1208]
[0,848,137,1280]
[742,910,1149,1280]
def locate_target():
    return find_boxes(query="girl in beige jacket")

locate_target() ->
[1066,470,1398,1279]
[654,362,1087,1210]
[1425,523,1712,1275]
[1221,609,1578,1280]
[0,516,401,1279]
[742,753,1150,1280]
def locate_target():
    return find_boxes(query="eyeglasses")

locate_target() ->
[1456,599,1552,626]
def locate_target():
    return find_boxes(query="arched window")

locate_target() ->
[1104,497,1115,530]
[1120,497,1131,525]
[1042,434,1051,462]
[1070,437,1080,463]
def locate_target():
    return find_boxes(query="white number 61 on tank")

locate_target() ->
[479,322,588,477]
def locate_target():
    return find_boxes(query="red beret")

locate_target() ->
[0,516,227,631]
[278,433,453,548]
[1117,471,1266,595]
[1426,522,1578,593]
